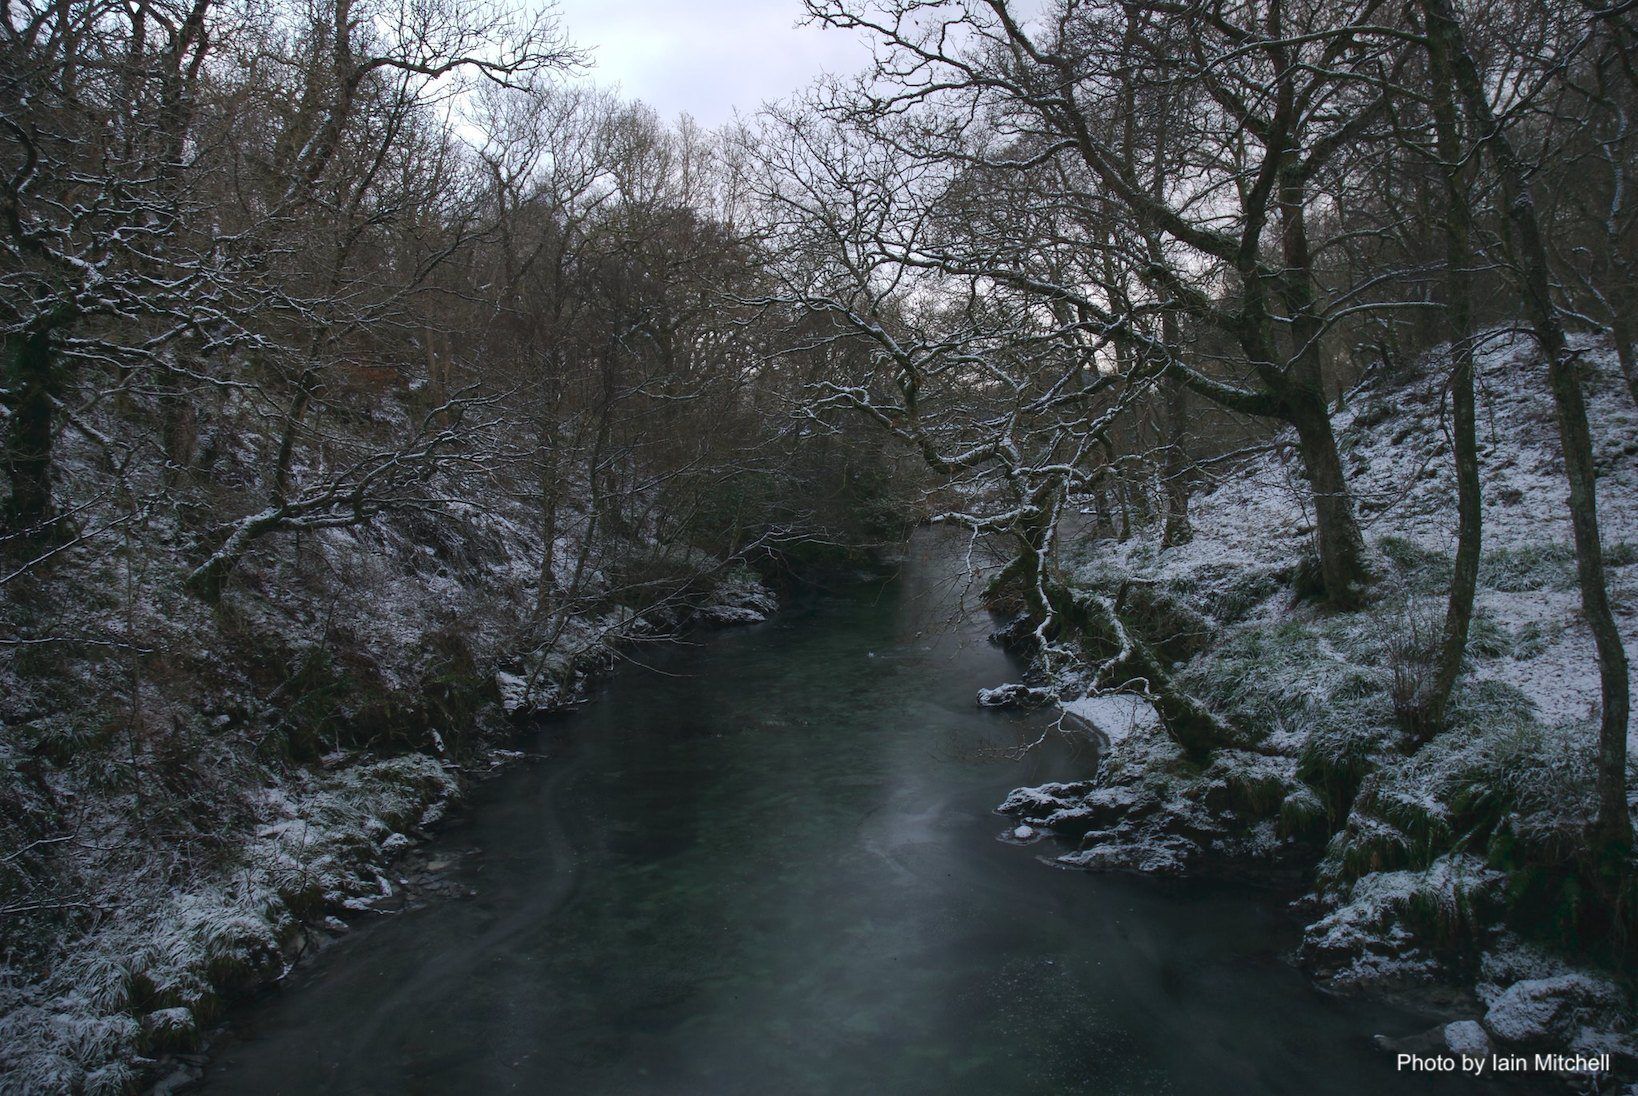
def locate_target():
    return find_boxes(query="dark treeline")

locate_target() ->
[2,1,918,1063]
[0,0,908,605]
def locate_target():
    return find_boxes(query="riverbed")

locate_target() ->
[202,533,1468,1094]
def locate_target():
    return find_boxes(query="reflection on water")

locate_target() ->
[204,531,1464,1095]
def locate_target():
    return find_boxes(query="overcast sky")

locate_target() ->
[553,1,876,126]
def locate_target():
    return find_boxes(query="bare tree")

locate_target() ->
[1422,0,1631,856]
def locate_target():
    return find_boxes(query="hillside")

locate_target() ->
[0,391,777,1092]
[1001,331,1638,1074]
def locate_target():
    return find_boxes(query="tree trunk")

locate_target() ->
[1426,0,1632,855]
[3,328,56,529]
[1048,583,1239,759]
[1276,165,1369,609]
[1288,393,1368,609]
[272,364,320,503]
[1160,314,1193,549]
[1413,25,1481,739]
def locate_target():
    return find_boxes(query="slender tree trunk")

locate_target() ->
[1160,317,1193,548]
[160,375,198,471]
[272,363,320,503]
[1288,392,1368,609]
[1093,485,1112,538]
[3,328,56,528]
[1426,0,1631,854]
[1414,28,1481,739]
[1276,168,1370,609]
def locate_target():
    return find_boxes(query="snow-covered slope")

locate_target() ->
[0,412,776,1092]
[1075,329,1636,743]
[1001,331,1637,1075]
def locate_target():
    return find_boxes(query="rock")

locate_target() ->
[988,612,1035,650]
[1443,1020,1491,1058]
[1057,694,1161,743]
[694,569,777,626]
[693,605,767,626]
[1483,974,1626,1047]
[1012,825,1036,840]
[997,781,1094,822]
[1076,784,1146,829]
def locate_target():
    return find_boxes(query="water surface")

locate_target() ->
[205,533,1465,1095]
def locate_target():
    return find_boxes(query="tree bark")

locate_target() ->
[1288,391,1368,609]
[1610,308,1638,408]
[1414,19,1482,738]
[1275,165,1370,608]
[1160,312,1193,549]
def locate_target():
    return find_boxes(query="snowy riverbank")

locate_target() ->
[0,419,778,1094]
[996,332,1638,1086]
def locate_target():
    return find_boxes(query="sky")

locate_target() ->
[552,0,877,127]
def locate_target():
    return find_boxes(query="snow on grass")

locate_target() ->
[0,387,779,1090]
[0,754,460,1094]
[999,332,1637,1051]
[1056,332,1636,749]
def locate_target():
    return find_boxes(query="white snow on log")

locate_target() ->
[1058,694,1161,743]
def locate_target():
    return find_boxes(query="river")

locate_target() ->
[202,532,1465,1094]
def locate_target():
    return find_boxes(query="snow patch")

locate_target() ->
[1058,693,1161,743]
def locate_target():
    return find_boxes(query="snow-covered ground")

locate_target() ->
[1000,332,1638,1077]
[0,411,776,1092]
[1066,330,1635,743]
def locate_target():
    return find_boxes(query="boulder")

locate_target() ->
[1443,1020,1491,1058]
[1483,974,1625,1047]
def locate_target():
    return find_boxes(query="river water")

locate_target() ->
[203,532,1463,1095]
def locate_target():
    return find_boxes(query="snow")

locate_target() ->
[1058,331,1637,752]
[1058,694,1162,743]
[0,369,780,1091]
[992,332,1637,1056]
[1444,1020,1491,1058]
[977,683,1054,709]
[1484,974,1626,1046]
[693,565,778,626]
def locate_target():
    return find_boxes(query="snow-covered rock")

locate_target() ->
[693,566,778,626]
[1484,974,1626,1047]
[1443,1020,1491,1058]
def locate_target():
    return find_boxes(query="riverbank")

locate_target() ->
[2,577,780,1096]
[996,332,1638,1089]
[0,428,783,1095]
